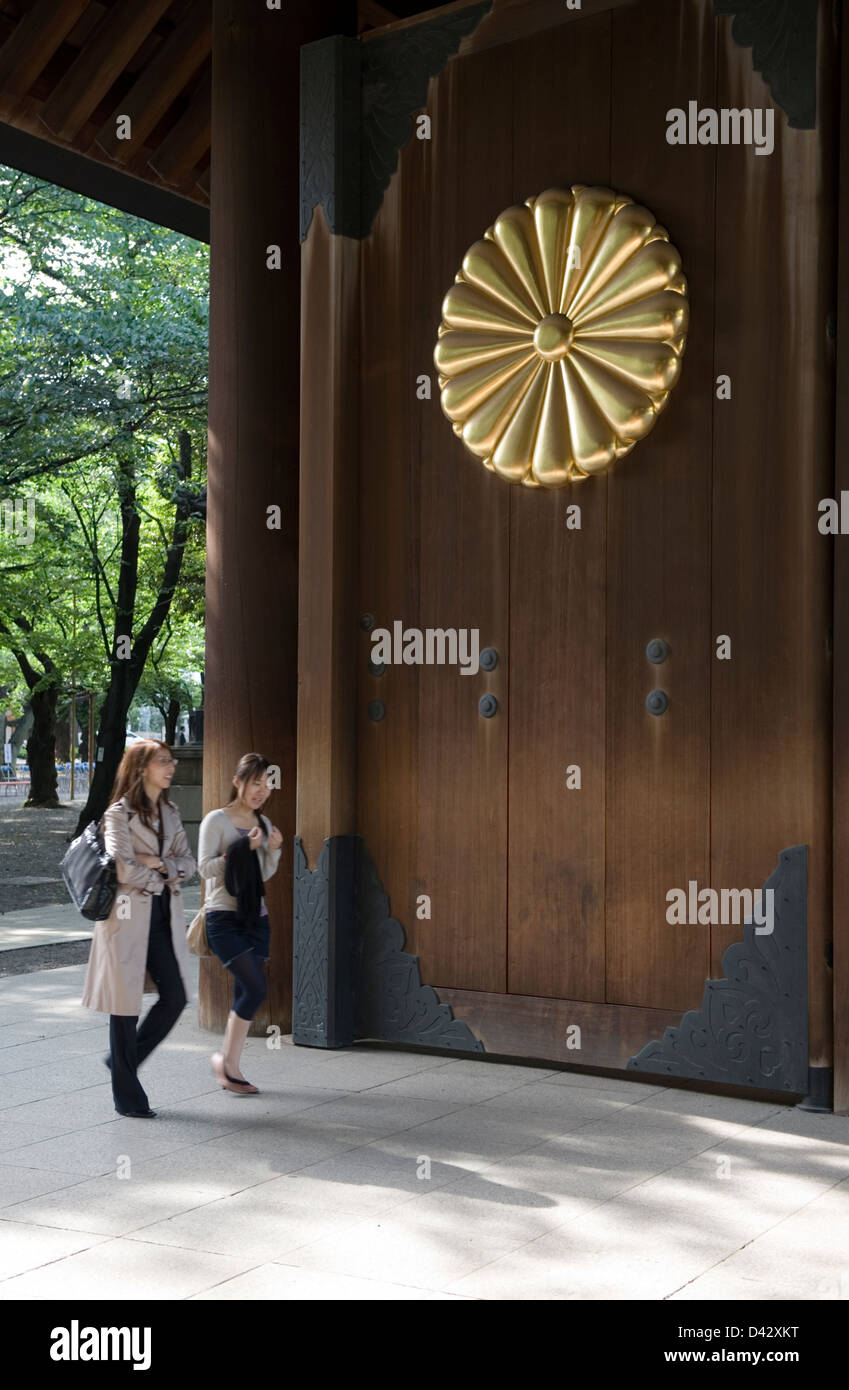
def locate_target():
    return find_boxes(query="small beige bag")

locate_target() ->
[186,902,213,956]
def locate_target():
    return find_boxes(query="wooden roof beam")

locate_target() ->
[0,0,90,120]
[39,0,173,143]
[359,1,400,28]
[96,0,211,165]
[147,68,210,187]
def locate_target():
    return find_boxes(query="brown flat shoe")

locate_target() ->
[225,1072,259,1094]
[211,1052,259,1094]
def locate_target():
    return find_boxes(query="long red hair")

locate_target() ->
[110,739,173,828]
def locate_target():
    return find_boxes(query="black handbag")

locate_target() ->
[60,819,118,922]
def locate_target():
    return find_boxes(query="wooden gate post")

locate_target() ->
[202,0,356,1034]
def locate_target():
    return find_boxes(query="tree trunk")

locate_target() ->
[9,704,33,771]
[55,718,70,762]
[25,683,59,807]
[74,665,137,833]
[165,697,179,745]
[72,437,194,835]
[79,695,94,762]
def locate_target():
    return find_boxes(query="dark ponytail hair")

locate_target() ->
[228,752,270,833]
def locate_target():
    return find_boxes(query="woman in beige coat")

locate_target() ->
[82,739,196,1117]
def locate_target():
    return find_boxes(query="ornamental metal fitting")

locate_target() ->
[368,659,386,677]
[480,647,499,670]
[359,612,375,632]
[479,694,498,718]
[434,185,688,487]
[646,638,670,664]
[645,689,669,716]
[368,700,386,722]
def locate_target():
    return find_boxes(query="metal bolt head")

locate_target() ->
[368,659,385,677]
[480,647,498,671]
[368,699,385,722]
[645,689,669,716]
[359,612,375,632]
[479,694,498,718]
[646,638,669,665]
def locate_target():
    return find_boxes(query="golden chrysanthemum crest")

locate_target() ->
[434,185,689,487]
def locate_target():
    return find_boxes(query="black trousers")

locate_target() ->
[109,892,187,1113]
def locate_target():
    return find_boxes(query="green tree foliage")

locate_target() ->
[0,168,208,812]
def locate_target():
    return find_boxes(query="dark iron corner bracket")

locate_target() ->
[293,834,484,1052]
[714,0,818,130]
[300,1,492,242]
[628,845,810,1095]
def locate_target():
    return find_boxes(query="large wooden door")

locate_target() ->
[336,0,833,1078]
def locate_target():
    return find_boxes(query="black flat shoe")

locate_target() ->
[103,1054,112,1070]
[115,1108,157,1118]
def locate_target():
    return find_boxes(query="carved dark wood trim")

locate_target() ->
[292,836,357,1047]
[300,35,361,243]
[355,842,485,1051]
[628,845,809,1092]
[359,0,491,235]
[714,0,818,130]
[300,2,492,242]
[293,835,484,1052]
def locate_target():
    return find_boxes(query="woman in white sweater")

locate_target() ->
[197,752,282,1093]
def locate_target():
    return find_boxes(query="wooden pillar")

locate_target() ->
[202,0,356,1033]
[296,206,360,869]
[834,4,849,1115]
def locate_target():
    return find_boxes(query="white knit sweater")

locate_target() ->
[197,807,282,913]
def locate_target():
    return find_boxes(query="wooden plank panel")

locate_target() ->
[359,0,635,53]
[39,0,173,142]
[0,0,89,119]
[357,166,421,972]
[711,16,834,1068]
[147,67,210,186]
[435,985,683,1071]
[505,13,611,1002]
[413,42,513,992]
[605,0,714,1011]
[297,208,360,865]
[358,42,513,993]
[96,0,211,163]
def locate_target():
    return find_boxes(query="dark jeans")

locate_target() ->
[109,892,186,1113]
[205,909,270,1021]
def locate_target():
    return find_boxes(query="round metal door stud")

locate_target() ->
[480,647,499,671]
[479,694,498,718]
[645,689,669,716]
[368,700,386,722]
[359,612,375,632]
[646,638,669,665]
[368,659,386,677]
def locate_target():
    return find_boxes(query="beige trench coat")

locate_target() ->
[81,796,196,1017]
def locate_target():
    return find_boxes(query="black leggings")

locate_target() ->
[229,947,268,1021]
[109,893,186,1113]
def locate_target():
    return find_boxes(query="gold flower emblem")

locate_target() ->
[434,186,689,486]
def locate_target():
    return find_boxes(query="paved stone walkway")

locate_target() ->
[0,887,202,952]
[0,801,86,916]
[1,958,848,1300]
